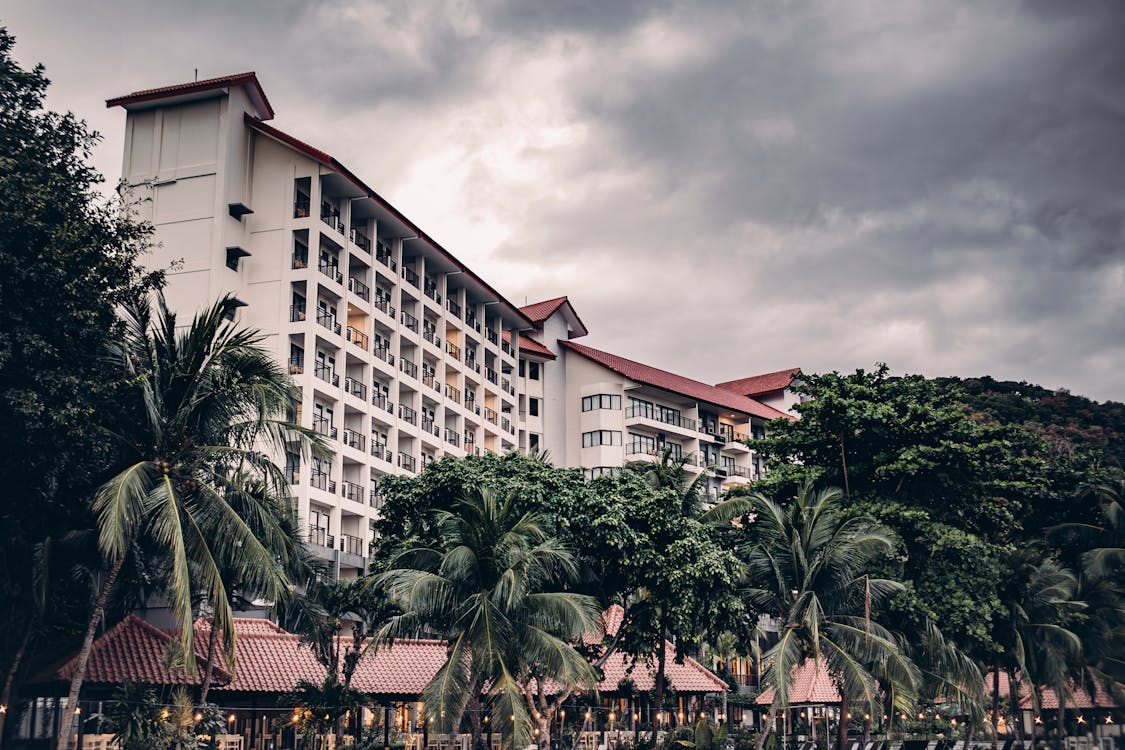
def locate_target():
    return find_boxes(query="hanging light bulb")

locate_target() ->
[228,714,236,724]
[1077,716,1087,725]
[1035,716,1043,725]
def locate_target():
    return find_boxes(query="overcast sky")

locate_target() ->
[6,0,1124,401]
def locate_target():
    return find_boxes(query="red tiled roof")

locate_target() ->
[244,115,532,329]
[520,297,569,323]
[106,72,274,120]
[29,614,228,688]
[716,368,801,398]
[560,341,794,421]
[990,670,1121,710]
[756,660,841,705]
[519,335,556,360]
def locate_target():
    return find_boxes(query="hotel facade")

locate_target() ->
[107,73,798,579]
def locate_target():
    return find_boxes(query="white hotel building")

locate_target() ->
[108,73,796,578]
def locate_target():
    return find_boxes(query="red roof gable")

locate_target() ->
[561,341,793,421]
[106,72,274,120]
[520,296,569,323]
[594,606,727,693]
[519,334,556,360]
[990,670,1121,710]
[716,368,801,398]
[756,660,841,705]
[29,614,228,688]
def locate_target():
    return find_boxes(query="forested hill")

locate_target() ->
[936,375,1125,466]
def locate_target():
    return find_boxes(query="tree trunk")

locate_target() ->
[467,691,482,750]
[652,624,667,743]
[0,623,33,744]
[862,713,871,749]
[1055,705,1065,750]
[992,666,1001,750]
[55,555,125,750]
[837,694,849,750]
[200,618,219,703]
[756,705,780,750]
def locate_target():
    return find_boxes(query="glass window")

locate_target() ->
[586,467,621,479]
[581,430,622,448]
[529,362,540,380]
[582,394,622,412]
[529,398,540,417]
[519,360,526,377]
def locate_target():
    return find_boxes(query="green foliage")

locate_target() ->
[106,682,170,750]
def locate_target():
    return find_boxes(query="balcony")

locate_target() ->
[373,392,394,413]
[402,267,419,287]
[373,346,395,367]
[466,359,481,375]
[342,428,366,452]
[291,252,308,269]
[398,452,417,472]
[284,465,300,484]
[371,441,391,463]
[445,384,461,403]
[376,241,396,270]
[311,415,337,440]
[444,428,460,447]
[464,431,475,447]
[316,310,341,336]
[350,227,371,253]
[341,480,365,504]
[423,329,441,348]
[370,490,385,510]
[501,340,514,357]
[502,378,515,396]
[466,311,478,328]
[485,367,498,385]
[400,358,418,379]
[344,377,368,400]
[287,357,304,375]
[313,362,340,388]
[339,532,365,557]
[446,299,461,318]
[625,405,698,432]
[726,465,751,478]
[422,374,441,393]
[374,298,395,319]
[307,524,332,548]
[294,198,311,219]
[318,260,343,285]
[309,471,336,494]
[501,416,512,433]
[422,417,438,436]
[346,326,369,351]
[446,341,461,360]
[400,311,420,333]
[289,305,307,322]
[423,284,441,305]
[486,329,499,346]
[719,425,750,444]
[398,404,417,425]
[484,407,498,425]
[321,209,344,235]
[347,276,371,301]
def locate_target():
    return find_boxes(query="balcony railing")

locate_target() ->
[446,341,461,360]
[400,311,420,332]
[400,358,418,379]
[350,227,371,252]
[294,198,311,219]
[318,260,343,284]
[727,465,751,478]
[309,471,336,494]
[626,443,684,460]
[464,431,475,446]
[421,417,437,435]
[485,367,498,385]
[342,428,366,452]
[370,490,385,510]
[444,384,461,403]
[313,362,339,387]
[344,377,368,400]
[484,407,498,424]
[719,425,750,443]
[445,428,460,447]
[424,284,441,304]
[307,524,331,548]
[625,405,697,432]
[376,241,396,270]
[502,378,515,396]
[291,252,308,269]
[502,340,514,357]
[316,310,342,336]
[373,392,394,413]
[371,441,391,463]
[339,532,365,557]
[486,329,499,345]
[289,304,307,322]
[321,209,344,234]
[284,465,300,484]
[501,416,512,433]
[423,329,441,348]
[287,357,304,375]
[347,276,371,301]
[402,267,419,287]
[341,480,365,504]
[346,326,369,350]
[311,416,337,440]
[374,297,396,320]
[398,452,417,472]
[422,373,440,392]
[398,404,417,425]
[373,346,394,366]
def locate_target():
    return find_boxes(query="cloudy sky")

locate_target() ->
[6,0,1124,401]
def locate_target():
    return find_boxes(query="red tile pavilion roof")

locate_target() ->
[560,341,793,421]
[716,368,801,398]
[990,670,1121,710]
[756,660,841,705]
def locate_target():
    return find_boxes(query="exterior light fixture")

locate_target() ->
[228,714,236,724]
[194,713,203,722]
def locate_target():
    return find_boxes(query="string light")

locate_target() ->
[74,707,82,715]
[0,706,6,715]
[1035,716,1043,725]
[1105,716,1114,725]
[1077,716,1087,725]
[162,709,171,719]
[227,714,236,724]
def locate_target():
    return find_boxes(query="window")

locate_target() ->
[529,433,540,451]
[582,430,621,448]
[628,432,657,455]
[529,398,540,417]
[528,362,541,380]
[586,467,621,479]
[582,394,622,412]
[519,360,526,377]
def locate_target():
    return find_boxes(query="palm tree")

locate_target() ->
[740,483,921,750]
[377,486,602,750]
[57,293,319,750]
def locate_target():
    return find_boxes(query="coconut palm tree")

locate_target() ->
[57,293,319,750]
[740,483,921,750]
[377,486,602,750]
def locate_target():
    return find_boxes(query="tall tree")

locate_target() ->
[378,487,602,750]
[56,294,318,750]
[741,484,921,750]
[0,26,159,741]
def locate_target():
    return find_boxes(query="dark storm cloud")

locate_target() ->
[5,0,1123,399]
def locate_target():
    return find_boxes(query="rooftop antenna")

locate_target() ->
[194,68,198,82]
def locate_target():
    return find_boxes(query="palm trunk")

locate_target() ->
[1055,705,1065,750]
[861,714,871,749]
[55,555,125,750]
[837,693,848,750]
[199,619,219,703]
[992,665,1001,750]
[0,623,33,744]
[756,704,779,750]
[651,624,667,743]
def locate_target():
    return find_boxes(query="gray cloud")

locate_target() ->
[6,0,1123,399]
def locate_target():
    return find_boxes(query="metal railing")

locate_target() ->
[373,392,394,413]
[291,252,308,269]
[447,299,461,318]
[287,357,304,375]
[293,198,311,218]
[446,341,461,360]
[344,377,368,400]
[422,417,437,435]
[289,304,306,322]
[424,284,441,304]
[402,267,419,287]
[350,228,371,252]
[400,310,419,332]
[309,471,336,494]
[346,326,369,350]
[485,367,498,385]
[307,525,331,548]
[445,428,460,447]
[374,297,395,319]
[719,425,750,443]
[423,329,441,348]
[313,362,339,387]
[311,416,337,439]
[484,407,498,424]
[373,346,394,366]
[376,240,395,270]
[625,405,697,431]
[400,358,418,379]
[316,310,341,335]
[342,428,366,452]
[339,532,365,557]
[318,260,343,284]
[341,480,365,503]
[486,329,498,345]
[398,452,417,472]
[321,210,344,234]
[444,384,461,403]
[371,441,391,462]
[347,276,371,301]
[398,404,417,425]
